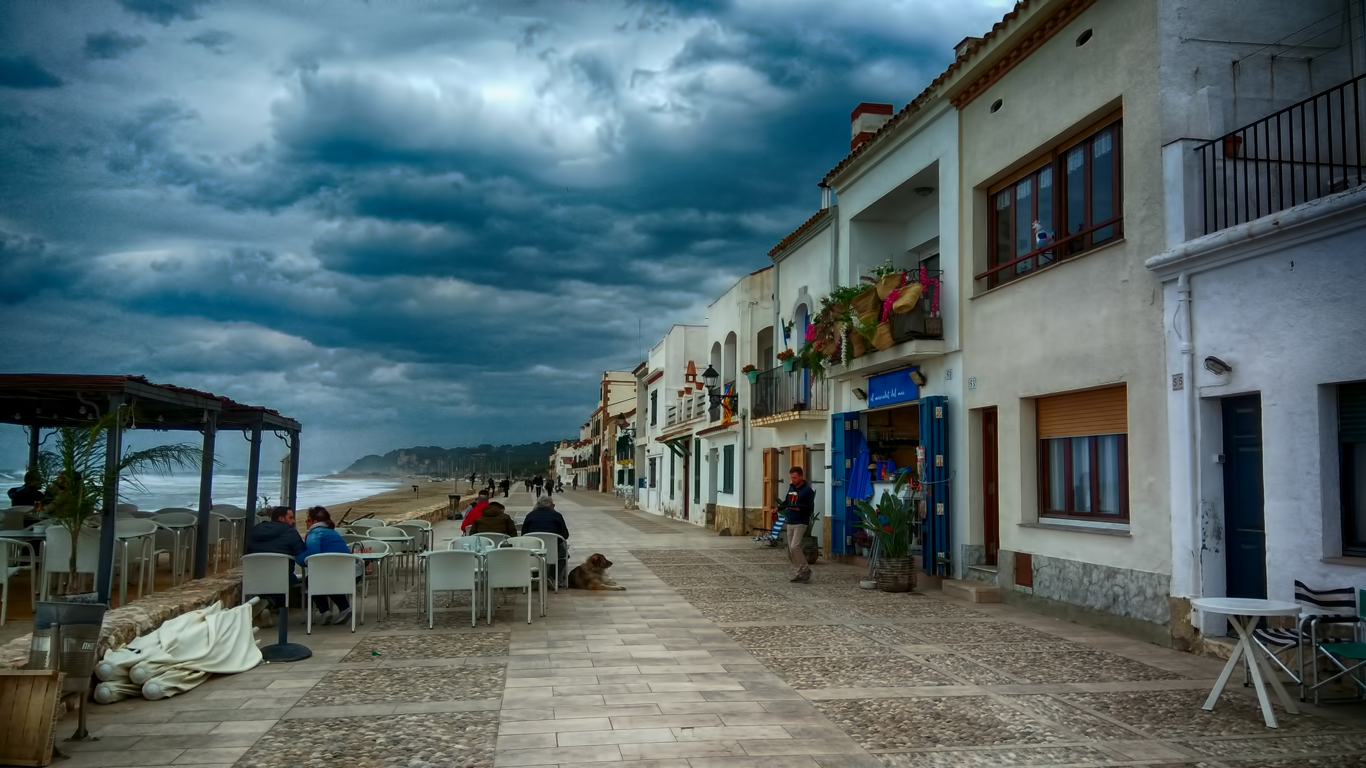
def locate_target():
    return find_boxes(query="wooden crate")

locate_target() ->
[0,670,65,767]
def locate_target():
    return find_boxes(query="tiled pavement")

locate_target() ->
[62,490,1366,767]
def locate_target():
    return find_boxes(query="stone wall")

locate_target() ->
[712,505,765,536]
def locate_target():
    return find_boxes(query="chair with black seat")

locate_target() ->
[1251,580,1363,702]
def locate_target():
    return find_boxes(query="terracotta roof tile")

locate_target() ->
[767,208,831,260]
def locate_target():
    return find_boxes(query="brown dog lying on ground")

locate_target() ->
[567,554,626,590]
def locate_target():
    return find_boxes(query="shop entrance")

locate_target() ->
[864,403,920,491]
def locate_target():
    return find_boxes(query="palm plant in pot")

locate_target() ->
[42,407,204,600]
[851,470,920,592]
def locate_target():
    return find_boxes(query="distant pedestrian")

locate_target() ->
[778,467,815,583]
[533,475,543,498]
[500,478,511,498]
[572,476,578,490]
[544,479,554,498]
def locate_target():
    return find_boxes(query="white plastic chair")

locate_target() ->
[41,526,102,600]
[350,539,390,624]
[506,536,549,613]
[212,505,248,564]
[114,518,157,605]
[484,548,535,625]
[349,519,383,530]
[115,503,138,516]
[526,532,569,591]
[472,532,509,547]
[397,521,431,551]
[152,511,198,585]
[449,537,493,555]
[368,526,415,587]
[208,513,234,573]
[242,552,292,609]
[303,552,358,634]
[424,550,480,628]
[1,537,37,625]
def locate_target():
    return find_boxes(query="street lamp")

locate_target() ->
[701,364,737,411]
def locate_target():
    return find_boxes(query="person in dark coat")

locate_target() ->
[521,496,569,580]
[499,478,511,498]
[469,501,518,537]
[7,470,44,507]
[245,506,305,624]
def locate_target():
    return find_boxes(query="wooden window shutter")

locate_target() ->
[790,445,809,475]
[763,448,780,507]
[1037,385,1127,438]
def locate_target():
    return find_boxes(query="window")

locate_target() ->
[694,438,702,498]
[648,457,657,488]
[1340,382,1366,556]
[669,452,675,500]
[722,444,735,494]
[986,119,1123,287]
[650,390,658,427]
[1037,386,1129,521]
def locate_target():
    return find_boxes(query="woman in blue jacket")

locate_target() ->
[298,506,353,625]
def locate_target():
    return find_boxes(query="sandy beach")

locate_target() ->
[318,476,478,526]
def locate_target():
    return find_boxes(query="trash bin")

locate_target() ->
[29,601,108,741]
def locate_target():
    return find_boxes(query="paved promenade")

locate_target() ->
[66,490,1366,767]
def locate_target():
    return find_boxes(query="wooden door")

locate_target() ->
[983,408,999,566]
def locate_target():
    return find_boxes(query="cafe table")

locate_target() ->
[1191,597,1302,728]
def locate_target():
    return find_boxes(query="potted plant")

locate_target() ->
[852,470,920,592]
[43,407,203,600]
[741,364,760,384]
[851,529,874,558]
[868,259,905,300]
[776,348,797,372]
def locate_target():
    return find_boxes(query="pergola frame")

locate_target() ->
[0,374,302,603]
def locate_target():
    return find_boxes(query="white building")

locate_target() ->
[637,324,710,520]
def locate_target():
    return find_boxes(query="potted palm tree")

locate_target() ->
[851,470,920,592]
[43,407,203,600]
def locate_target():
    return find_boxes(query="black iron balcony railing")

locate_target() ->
[752,366,830,420]
[1196,73,1364,234]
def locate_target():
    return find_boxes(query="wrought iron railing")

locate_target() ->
[752,366,830,420]
[1196,73,1365,234]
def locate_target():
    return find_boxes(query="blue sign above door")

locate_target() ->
[867,368,920,408]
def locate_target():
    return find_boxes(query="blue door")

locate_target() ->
[919,396,951,576]
[829,412,861,554]
[1222,394,1266,599]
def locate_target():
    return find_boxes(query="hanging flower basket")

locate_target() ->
[872,321,895,351]
[875,556,916,592]
[850,332,867,358]
[850,287,879,316]
[781,358,798,372]
[875,272,904,300]
[892,283,923,314]
[745,370,760,384]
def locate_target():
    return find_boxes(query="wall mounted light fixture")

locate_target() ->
[852,387,867,400]
[909,370,928,387]
[1204,356,1233,376]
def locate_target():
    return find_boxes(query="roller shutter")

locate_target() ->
[1341,382,1366,442]
[1037,385,1127,438]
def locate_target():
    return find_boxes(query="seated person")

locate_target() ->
[297,506,354,626]
[459,492,492,533]
[521,496,569,578]
[245,506,305,626]
[7,471,44,507]
[469,501,517,537]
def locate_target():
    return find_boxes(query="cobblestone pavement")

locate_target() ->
[64,489,1366,767]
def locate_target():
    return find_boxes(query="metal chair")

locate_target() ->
[151,511,198,585]
[484,548,535,625]
[750,516,785,548]
[208,513,234,573]
[350,539,391,624]
[302,552,358,634]
[1252,580,1364,702]
[1,537,38,625]
[424,550,481,628]
[1315,589,1366,703]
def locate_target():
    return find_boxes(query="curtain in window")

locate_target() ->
[1097,434,1121,514]
[1070,437,1092,512]
[1047,439,1067,511]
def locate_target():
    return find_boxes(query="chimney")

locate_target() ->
[850,103,894,151]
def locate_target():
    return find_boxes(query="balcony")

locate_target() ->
[664,390,709,428]
[831,270,949,380]
[1196,73,1364,235]
[751,366,829,426]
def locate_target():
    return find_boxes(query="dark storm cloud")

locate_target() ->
[185,29,232,53]
[0,0,1012,470]
[118,0,207,26]
[85,31,148,60]
[0,55,62,88]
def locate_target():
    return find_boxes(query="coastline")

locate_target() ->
[317,476,478,526]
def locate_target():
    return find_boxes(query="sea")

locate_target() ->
[0,469,400,512]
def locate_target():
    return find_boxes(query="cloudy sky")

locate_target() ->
[0,0,1009,472]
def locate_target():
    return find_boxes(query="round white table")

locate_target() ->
[353,550,391,621]
[1192,597,1302,728]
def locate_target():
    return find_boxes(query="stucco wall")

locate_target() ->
[956,0,1171,580]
